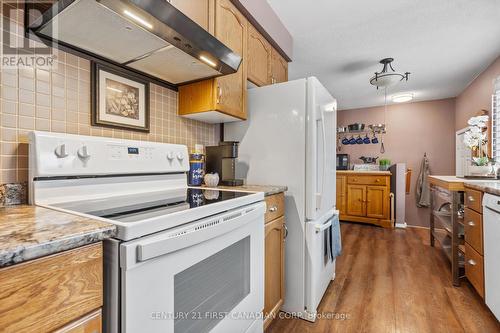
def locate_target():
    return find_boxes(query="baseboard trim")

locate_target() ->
[406,224,430,230]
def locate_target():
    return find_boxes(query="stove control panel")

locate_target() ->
[29,131,190,177]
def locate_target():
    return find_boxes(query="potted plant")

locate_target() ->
[379,158,391,171]
[464,115,491,176]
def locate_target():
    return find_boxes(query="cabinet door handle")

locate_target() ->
[283,224,288,240]
[468,196,475,202]
[375,179,380,183]
[216,85,222,103]
[467,221,475,227]
[468,259,477,266]
[269,206,278,212]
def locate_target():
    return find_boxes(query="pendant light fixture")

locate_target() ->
[370,58,410,89]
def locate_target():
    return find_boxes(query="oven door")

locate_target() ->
[119,202,265,333]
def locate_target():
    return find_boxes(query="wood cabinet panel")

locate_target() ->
[169,0,212,32]
[464,207,484,255]
[265,193,285,223]
[178,80,215,115]
[366,185,388,219]
[247,24,272,86]
[214,0,247,118]
[0,243,103,333]
[336,175,347,215]
[264,216,285,329]
[347,185,366,217]
[465,243,484,299]
[53,309,102,333]
[465,189,482,214]
[347,175,389,186]
[178,0,247,121]
[271,48,288,84]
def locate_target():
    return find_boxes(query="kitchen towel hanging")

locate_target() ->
[416,153,431,208]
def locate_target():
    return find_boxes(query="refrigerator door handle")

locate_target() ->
[314,219,332,233]
[316,108,327,211]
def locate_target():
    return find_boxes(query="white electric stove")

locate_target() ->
[29,131,265,333]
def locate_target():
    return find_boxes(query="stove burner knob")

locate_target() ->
[77,146,91,160]
[54,144,68,158]
[167,152,174,161]
[177,152,184,161]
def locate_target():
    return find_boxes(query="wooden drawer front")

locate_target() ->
[265,193,285,223]
[465,243,484,298]
[0,243,103,333]
[347,175,388,186]
[465,189,482,213]
[54,309,101,333]
[464,208,483,255]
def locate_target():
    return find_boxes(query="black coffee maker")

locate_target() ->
[205,141,244,186]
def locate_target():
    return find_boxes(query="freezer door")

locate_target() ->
[305,210,336,319]
[305,77,337,220]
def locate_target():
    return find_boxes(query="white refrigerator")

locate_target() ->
[225,77,338,321]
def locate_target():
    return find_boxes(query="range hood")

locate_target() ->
[28,0,242,85]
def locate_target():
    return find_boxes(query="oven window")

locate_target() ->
[174,237,251,333]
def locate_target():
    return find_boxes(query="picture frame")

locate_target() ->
[91,62,150,132]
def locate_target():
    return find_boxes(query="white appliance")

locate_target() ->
[225,77,338,321]
[28,131,265,333]
[389,163,406,228]
[482,193,500,321]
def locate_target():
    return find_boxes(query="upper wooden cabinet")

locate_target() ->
[168,0,213,32]
[177,0,290,122]
[271,48,288,84]
[247,24,272,86]
[178,0,247,122]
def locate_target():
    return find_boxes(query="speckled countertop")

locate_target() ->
[0,205,115,267]
[202,184,287,196]
[464,181,500,196]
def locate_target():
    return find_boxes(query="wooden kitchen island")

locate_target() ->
[336,170,392,228]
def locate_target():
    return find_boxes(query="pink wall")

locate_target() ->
[455,56,500,130]
[337,98,456,227]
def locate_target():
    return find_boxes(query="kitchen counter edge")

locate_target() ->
[202,184,288,197]
[0,205,116,267]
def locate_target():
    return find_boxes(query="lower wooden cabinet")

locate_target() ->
[463,188,485,299]
[338,172,392,228]
[263,193,286,329]
[465,242,484,299]
[366,185,389,219]
[53,309,102,333]
[336,175,347,215]
[346,184,366,216]
[0,243,103,333]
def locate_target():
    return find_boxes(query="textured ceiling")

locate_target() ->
[267,0,500,110]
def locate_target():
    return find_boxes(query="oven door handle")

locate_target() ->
[120,202,265,269]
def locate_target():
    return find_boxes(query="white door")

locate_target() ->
[305,77,337,221]
[119,203,265,333]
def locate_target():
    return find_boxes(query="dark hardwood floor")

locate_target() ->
[266,223,500,333]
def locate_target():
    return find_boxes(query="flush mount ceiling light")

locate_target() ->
[370,58,410,89]
[392,93,414,103]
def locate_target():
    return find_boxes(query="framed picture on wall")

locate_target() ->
[91,62,150,132]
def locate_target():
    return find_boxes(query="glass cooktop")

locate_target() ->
[51,188,251,223]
